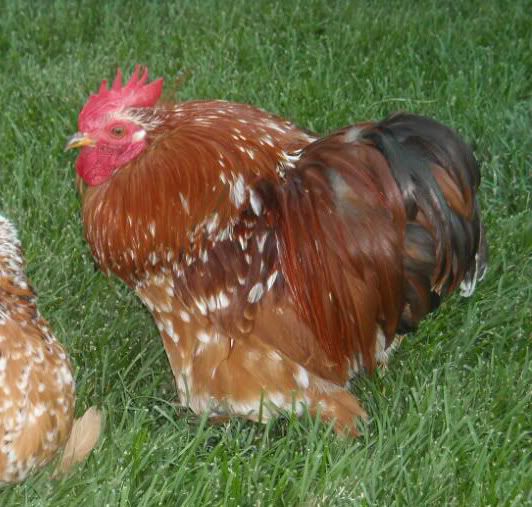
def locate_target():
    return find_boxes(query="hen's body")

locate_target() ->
[73,69,487,435]
[0,215,75,484]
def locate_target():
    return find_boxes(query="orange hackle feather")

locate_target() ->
[72,67,487,436]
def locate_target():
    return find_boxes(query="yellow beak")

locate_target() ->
[65,133,95,151]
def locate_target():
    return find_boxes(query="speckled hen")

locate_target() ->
[66,66,487,435]
[0,215,101,485]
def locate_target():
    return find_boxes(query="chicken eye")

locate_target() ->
[111,126,126,138]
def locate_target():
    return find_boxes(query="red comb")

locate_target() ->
[79,65,163,129]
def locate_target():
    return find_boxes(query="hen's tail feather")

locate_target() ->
[55,406,103,476]
[359,113,487,329]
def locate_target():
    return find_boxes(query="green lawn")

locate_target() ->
[0,0,530,505]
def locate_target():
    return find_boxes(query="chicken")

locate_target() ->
[0,214,101,485]
[66,66,487,435]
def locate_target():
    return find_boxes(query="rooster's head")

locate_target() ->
[66,65,163,186]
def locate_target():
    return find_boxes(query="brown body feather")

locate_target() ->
[0,215,100,485]
[79,99,487,435]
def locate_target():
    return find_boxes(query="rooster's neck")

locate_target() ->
[81,100,313,286]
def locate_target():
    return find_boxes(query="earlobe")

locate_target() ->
[132,130,146,142]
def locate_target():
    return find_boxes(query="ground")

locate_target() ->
[0,0,530,505]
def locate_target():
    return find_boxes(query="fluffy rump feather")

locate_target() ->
[56,407,103,476]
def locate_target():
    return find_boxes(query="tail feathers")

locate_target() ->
[359,113,487,327]
[253,111,486,371]
[460,219,488,297]
[55,406,103,476]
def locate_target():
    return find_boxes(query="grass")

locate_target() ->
[0,0,530,505]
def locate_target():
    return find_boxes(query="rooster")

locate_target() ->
[66,66,487,435]
[0,214,101,484]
